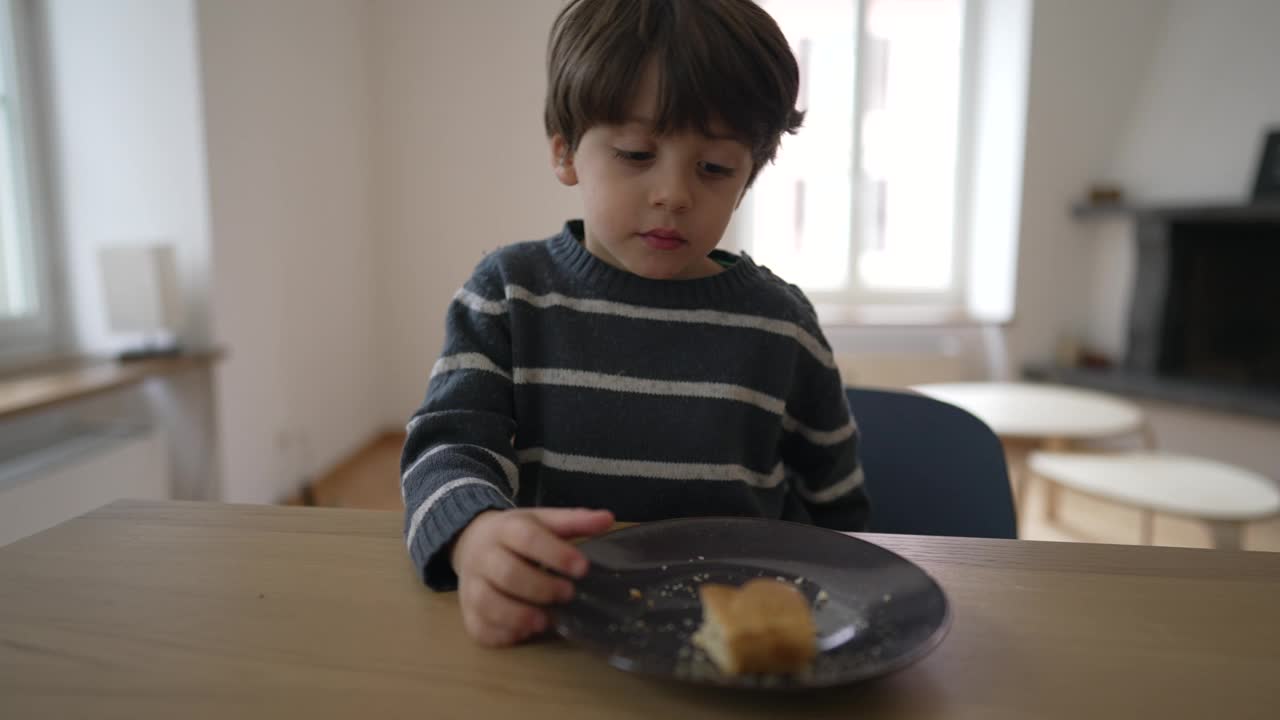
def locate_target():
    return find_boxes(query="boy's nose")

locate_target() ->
[649,170,692,212]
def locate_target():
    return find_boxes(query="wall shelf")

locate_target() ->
[1070,200,1280,222]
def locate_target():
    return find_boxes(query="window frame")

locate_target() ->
[0,0,61,363]
[737,0,981,315]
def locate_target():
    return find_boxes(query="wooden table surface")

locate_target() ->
[2,500,1278,719]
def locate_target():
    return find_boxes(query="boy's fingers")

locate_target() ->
[499,515,590,577]
[471,577,549,635]
[461,605,519,648]
[483,548,574,604]
[466,612,531,648]
[527,508,615,539]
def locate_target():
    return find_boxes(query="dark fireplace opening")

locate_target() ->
[1156,222,1280,390]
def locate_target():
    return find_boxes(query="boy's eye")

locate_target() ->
[698,161,736,178]
[613,149,655,163]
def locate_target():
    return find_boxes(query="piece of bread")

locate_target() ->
[691,579,816,675]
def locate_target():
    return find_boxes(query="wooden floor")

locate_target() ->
[298,433,406,510]
[307,433,1280,552]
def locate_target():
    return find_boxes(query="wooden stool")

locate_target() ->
[1028,452,1280,550]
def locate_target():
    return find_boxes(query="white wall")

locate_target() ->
[1110,0,1280,204]
[198,0,381,503]
[1079,0,1280,360]
[38,0,222,502]
[366,0,996,413]
[39,0,1279,506]
[1081,217,1136,360]
[371,0,578,426]
[1003,0,1280,477]
[1002,0,1169,371]
[1062,0,1280,363]
[41,0,213,355]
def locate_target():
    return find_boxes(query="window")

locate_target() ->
[747,0,971,307]
[0,0,55,356]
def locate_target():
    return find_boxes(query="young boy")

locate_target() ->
[402,0,869,647]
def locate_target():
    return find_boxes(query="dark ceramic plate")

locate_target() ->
[551,517,950,690]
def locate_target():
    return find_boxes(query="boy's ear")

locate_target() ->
[550,134,578,186]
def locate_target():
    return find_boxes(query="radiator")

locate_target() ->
[0,423,168,547]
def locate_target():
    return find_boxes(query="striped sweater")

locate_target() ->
[402,220,868,590]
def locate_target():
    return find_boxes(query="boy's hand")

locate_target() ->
[450,507,615,647]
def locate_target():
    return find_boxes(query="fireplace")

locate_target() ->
[1127,210,1280,392]
[1023,203,1280,419]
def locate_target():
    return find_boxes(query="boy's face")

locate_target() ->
[550,65,754,280]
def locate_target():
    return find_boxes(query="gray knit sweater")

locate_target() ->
[403,221,868,590]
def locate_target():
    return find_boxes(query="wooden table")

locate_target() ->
[2,500,1278,719]
[911,382,1147,444]
[1028,452,1280,549]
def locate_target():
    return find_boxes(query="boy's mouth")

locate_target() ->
[639,228,685,251]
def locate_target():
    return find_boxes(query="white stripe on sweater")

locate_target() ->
[419,360,854,446]
[454,287,506,315]
[513,367,855,447]
[500,284,835,369]
[405,477,512,550]
[797,467,865,504]
[516,447,786,488]
[402,443,520,499]
[515,367,786,414]
[781,414,857,446]
[430,352,511,381]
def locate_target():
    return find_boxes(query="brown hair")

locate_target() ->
[544,0,804,187]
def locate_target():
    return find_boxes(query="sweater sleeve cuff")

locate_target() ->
[405,479,513,591]
[809,484,871,532]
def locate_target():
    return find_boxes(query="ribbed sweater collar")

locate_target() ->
[546,220,767,306]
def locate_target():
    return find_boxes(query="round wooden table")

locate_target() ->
[911,382,1146,442]
[1028,452,1280,550]
[910,382,1149,529]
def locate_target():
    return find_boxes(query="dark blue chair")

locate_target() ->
[846,387,1017,539]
